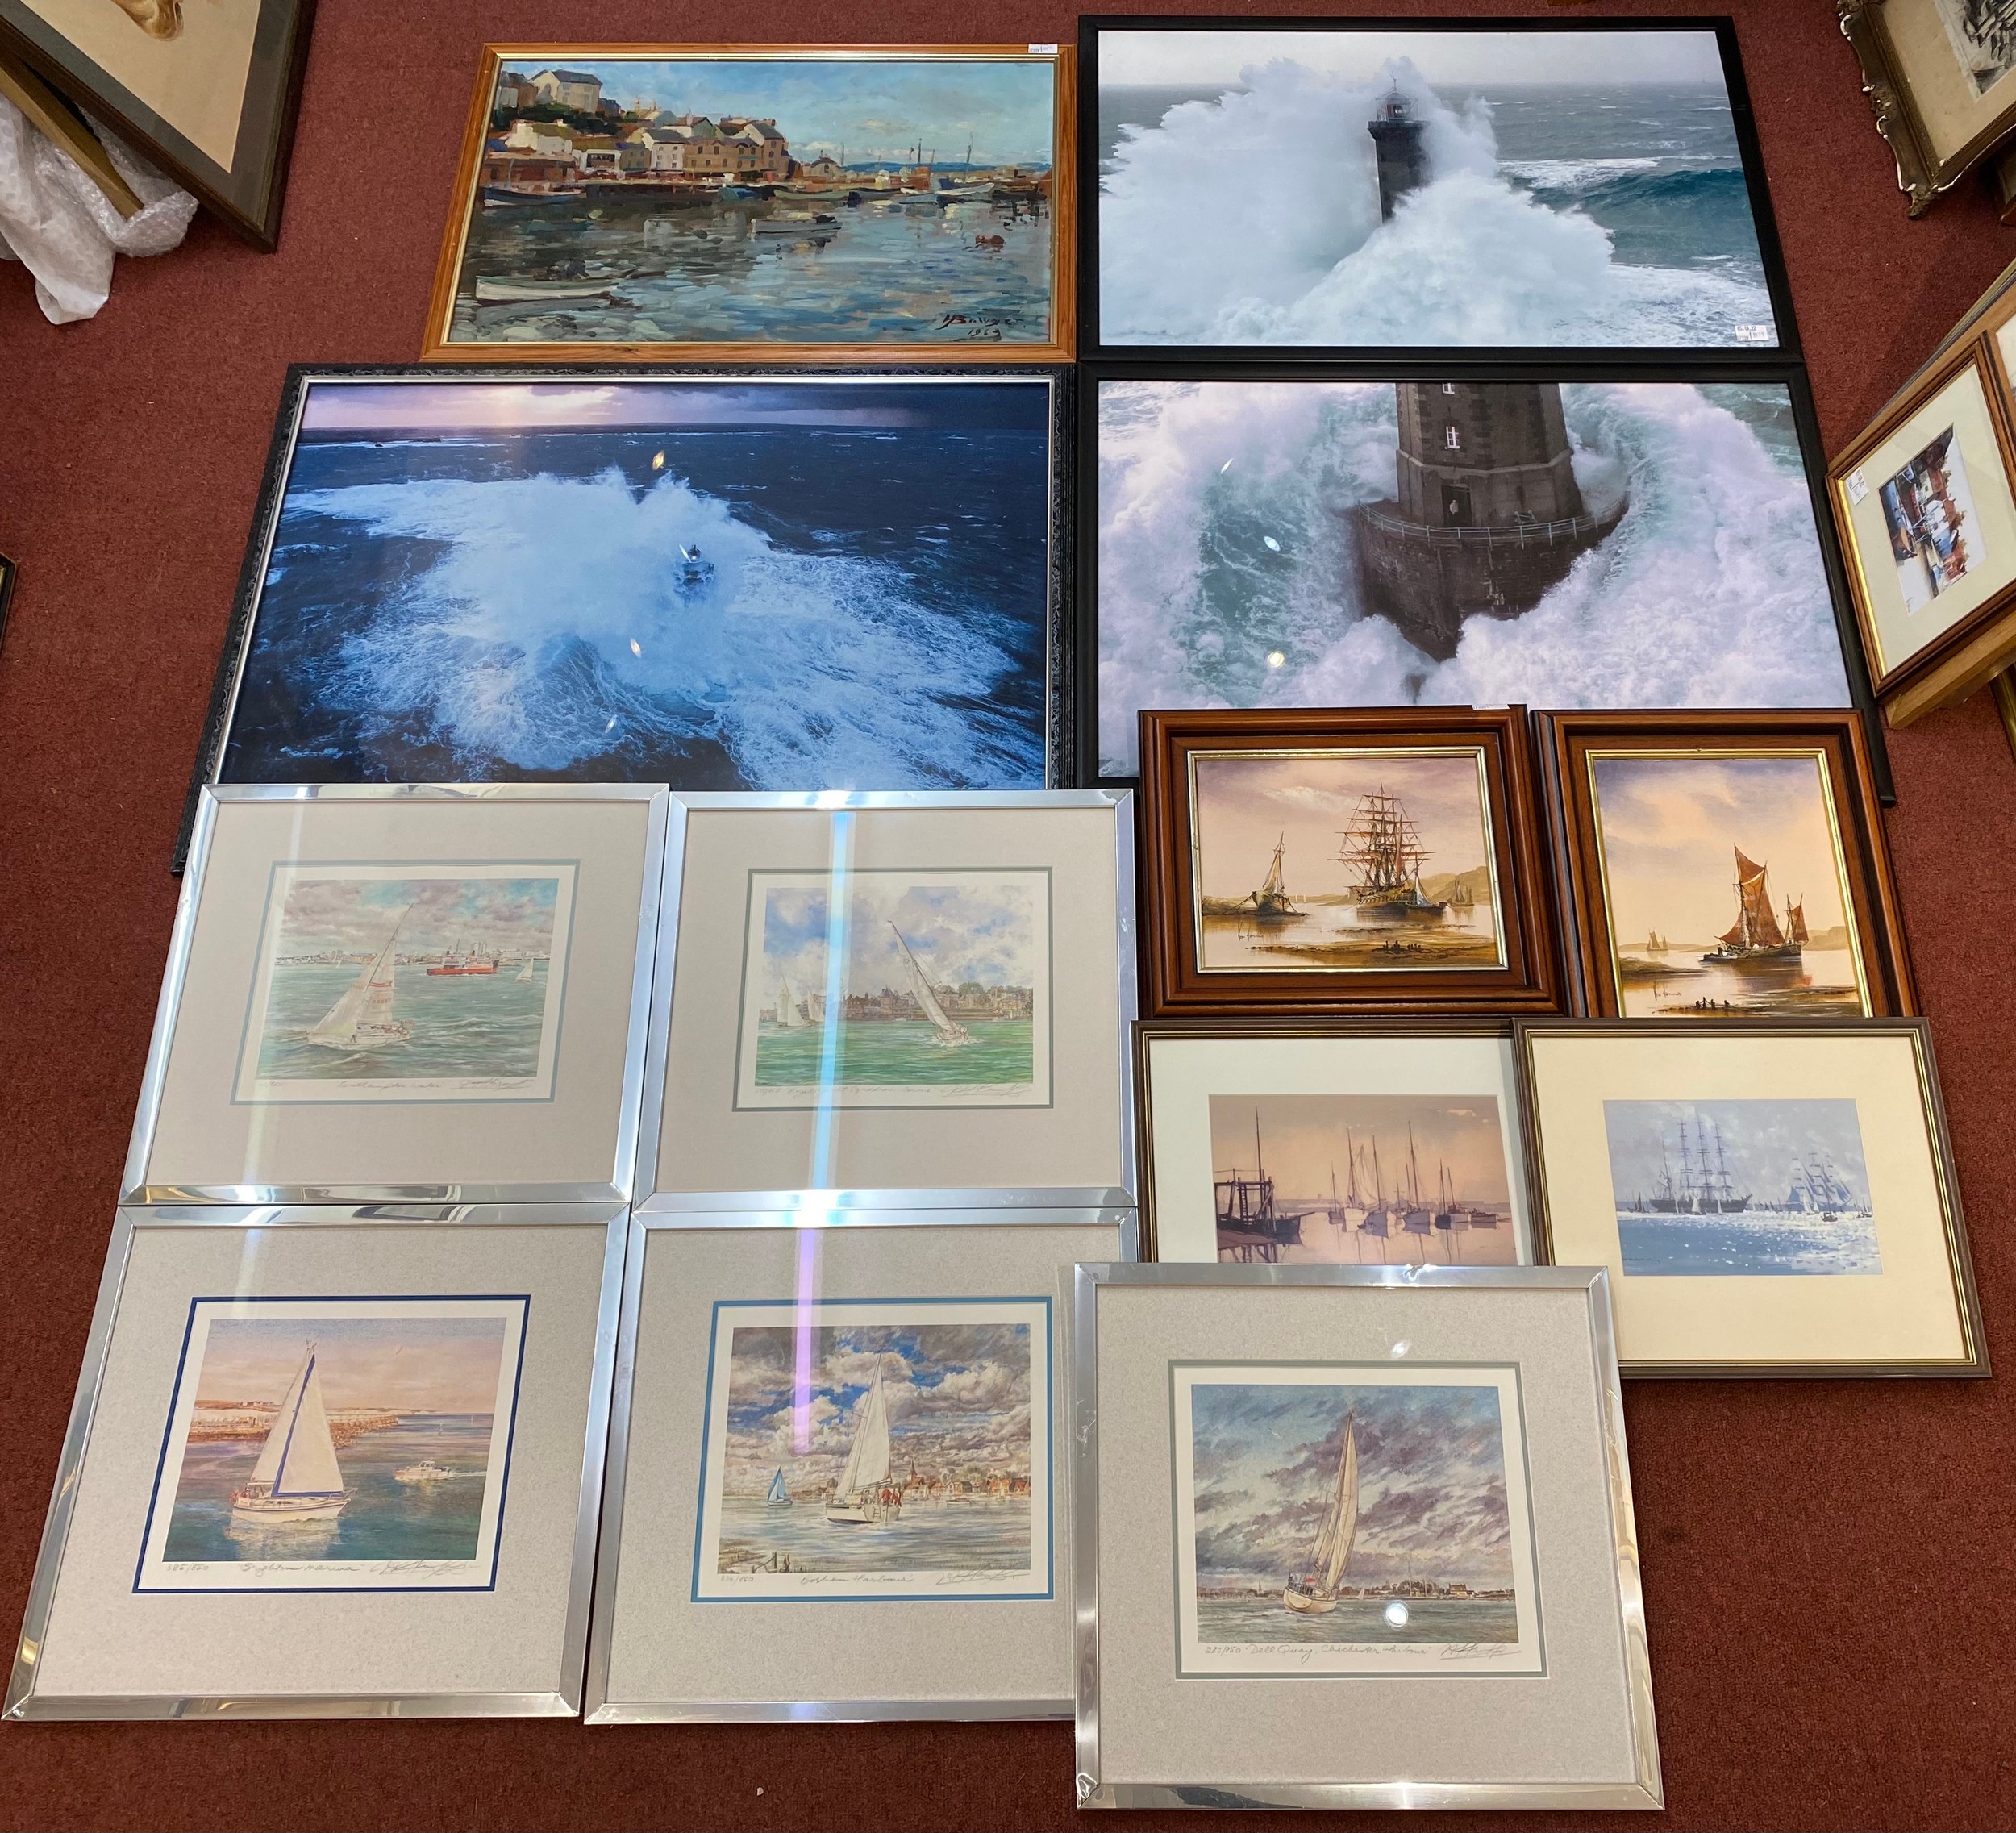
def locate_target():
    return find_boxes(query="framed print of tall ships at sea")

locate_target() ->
[423,46,1075,362]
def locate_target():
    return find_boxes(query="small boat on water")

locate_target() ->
[765,1468,790,1506]
[825,1363,902,1524]
[480,183,585,209]
[474,275,619,303]
[1239,835,1301,925]
[889,923,973,1047]
[752,210,839,237]
[428,938,500,977]
[1701,848,1806,968]
[393,1460,468,1484]
[231,1346,354,1525]
[516,956,536,984]
[1283,1410,1357,1614]
[306,915,414,1052]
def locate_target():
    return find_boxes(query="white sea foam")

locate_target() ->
[1098,60,1773,348]
[1094,380,1851,776]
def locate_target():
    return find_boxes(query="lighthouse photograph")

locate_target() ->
[1093,23,1781,349]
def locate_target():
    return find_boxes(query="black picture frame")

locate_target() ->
[1077,13,1801,369]
[1073,356,1892,804]
[175,362,1078,870]
[0,549,15,654]
[0,0,314,249]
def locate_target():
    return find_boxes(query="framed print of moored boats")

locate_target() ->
[585,1210,1129,1721]
[423,45,1074,363]
[1070,1263,1661,1810]
[127,785,665,1204]
[1535,711,1915,1021]
[1518,1020,1986,1378]
[1085,366,1874,783]
[1135,1019,1536,1267]
[5,1205,625,1719]
[636,791,1135,1210]
[1080,15,1793,359]
[1138,708,1559,1015]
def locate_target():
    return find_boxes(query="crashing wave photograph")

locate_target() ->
[1093,24,1781,349]
[213,375,1058,794]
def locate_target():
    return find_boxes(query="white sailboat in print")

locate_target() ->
[765,1467,790,1506]
[825,1361,902,1524]
[1283,1411,1357,1614]
[516,956,535,984]
[306,911,416,1052]
[776,970,806,1028]
[888,923,973,1048]
[230,1344,355,1524]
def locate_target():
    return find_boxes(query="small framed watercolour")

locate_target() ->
[585,1209,1131,1721]
[1839,0,2016,215]
[1139,708,1559,1016]
[1518,1020,1985,1378]
[423,46,1075,363]
[1136,1020,1535,1266]
[1829,344,2016,702]
[127,785,665,1204]
[638,791,1135,1210]
[6,1205,624,1718]
[1071,1263,1660,1810]
[1536,711,1915,1021]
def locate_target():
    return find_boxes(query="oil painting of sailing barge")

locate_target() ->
[1602,1098,1881,1276]
[1192,751,1503,973]
[235,864,574,1101]
[692,1300,1049,1600]
[1208,1094,1517,1267]
[137,1297,527,1591]
[735,867,1050,1109]
[1589,754,1868,1018]
[1173,1364,1541,1676]
[438,53,1061,352]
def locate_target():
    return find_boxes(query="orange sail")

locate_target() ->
[1787,899,1809,945]
[1718,848,1785,950]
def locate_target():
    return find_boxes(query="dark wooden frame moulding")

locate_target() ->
[1130,1014,1530,1262]
[1511,1016,1989,1381]
[173,361,1077,872]
[1535,709,1917,1021]
[1076,14,1801,370]
[1075,357,1892,805]
[1137,705,1562,1018]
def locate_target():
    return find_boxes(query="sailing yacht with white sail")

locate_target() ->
[305,913,415,1052]
[516,955,535,984]
[1283,1410,1357,1614]
[775,971,806,1028]
[230,1344,355,1524]
[826,1361,902,1524]
[888,923,973,1048]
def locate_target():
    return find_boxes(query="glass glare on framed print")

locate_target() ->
[585,1211,1130,1720]
[6,1206,624,1719]
[127,786,665,1203]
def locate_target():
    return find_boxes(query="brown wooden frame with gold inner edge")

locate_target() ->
[422,44,1077,365]
[1139,706,1561,1017]
[1535,710,1916,1022]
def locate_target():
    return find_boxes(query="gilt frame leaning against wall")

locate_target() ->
[1070,1260,1661,1810]
[6,1203,627,1720]
[423,44,1077,364]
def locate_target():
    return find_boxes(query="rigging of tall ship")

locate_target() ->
[1239,835,1301,924]
[1336,788,1447,921]
[1283,1410,1358,1614]
[1701,847,1806,968]
[1634,1115,1752,1215]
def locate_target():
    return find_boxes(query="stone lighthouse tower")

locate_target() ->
[1367,89,1431,220]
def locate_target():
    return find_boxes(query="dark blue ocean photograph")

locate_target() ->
[219,378,1056,792]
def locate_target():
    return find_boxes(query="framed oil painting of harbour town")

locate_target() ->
[423,45,1074,363]
[1518,1019,1986,1377]
[1139,709,1559,1017]
[1087,368,1874,784]
[1536,711,1915,1023]
[586,1213,1126,1720]
[1080,15,1793,358]
[639,792,1134,1211]
[6,1205,625,1718]
[1135,1019,1535,1267]
[181,368,1071,860]
[127,785,666,1205]
[1070,1263,1662,1809]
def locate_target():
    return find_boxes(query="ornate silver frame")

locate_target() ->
[124,784,669,1205]
[634,790,1139,1213]
[1069,1262,1662,1811]
[6,1203,628,1721]
[583,1205,1138,1723]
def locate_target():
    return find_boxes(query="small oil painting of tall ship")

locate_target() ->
[1589,753,1868,1019]
[240,866,572,1101]
[1192,751,1504,973]
[1209,1094,1517,1267]
[1176,1368,1540,1676]
[1603,1097,1881,1276]
[694,1301,1050,1600]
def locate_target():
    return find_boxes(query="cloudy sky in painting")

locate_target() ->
[274,874,559,959]
[721,1320,1033,1494]
[190,1311,509,1414]
[1603,1098,1870,1213]
[1211,1093,1509,1208]
[757,871,1043,998]
[1189,1380,1516,1589]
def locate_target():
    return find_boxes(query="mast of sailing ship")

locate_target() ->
[889,923,974,1046]
[1285,1412,1359,1608]
[306,910,414,1051]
